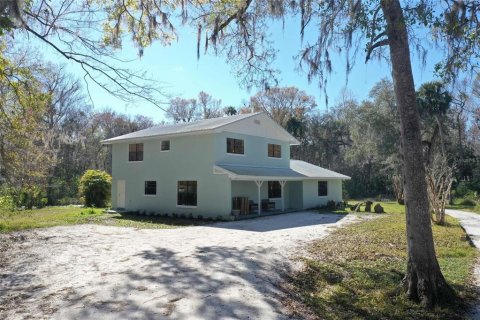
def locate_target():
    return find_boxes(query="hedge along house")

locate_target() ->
[102,112,350,219]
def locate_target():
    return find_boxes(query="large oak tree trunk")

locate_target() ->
[380,0,454,307]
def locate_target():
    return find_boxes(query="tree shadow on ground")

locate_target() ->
[208,212,347,232]
[54,245,292,319]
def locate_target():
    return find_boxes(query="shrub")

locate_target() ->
[79,170,111,208]
[460,198,477,206]
[326,200,336,210]
[0,195,15,210]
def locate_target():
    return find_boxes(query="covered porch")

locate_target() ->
[213,163,307,217]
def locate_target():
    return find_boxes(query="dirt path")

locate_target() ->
[446,209,480,320]
[0,211,359,320]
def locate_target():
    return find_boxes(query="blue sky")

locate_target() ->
[40,16,442,123]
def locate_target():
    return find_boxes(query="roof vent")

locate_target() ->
[254,119,261,125]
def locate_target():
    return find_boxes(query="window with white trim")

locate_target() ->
[129,143,143,161]
[145,181,156,195]
[226,138,244,154]
[177,181,197,206]
[318,181,328,196]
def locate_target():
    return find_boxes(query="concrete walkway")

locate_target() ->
[446,209,480,319]
[0,211,360,320]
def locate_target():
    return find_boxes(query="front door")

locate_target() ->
[117,180,125,209]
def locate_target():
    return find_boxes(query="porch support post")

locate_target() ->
[254,180,263,215]
[279,180,286,212]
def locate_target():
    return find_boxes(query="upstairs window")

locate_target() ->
[161,140,170,151]
[129,143,143,161]
[268,181,282,198]
[318,181,328,196]
[177,181,197,206]
[144,181,157,195]
[226,138,244,155]
[268,144,281,158]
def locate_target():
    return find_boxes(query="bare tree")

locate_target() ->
[198,91,222,119]
[426,155,455,225]
[250,86,316,127]
[166,97,199,123]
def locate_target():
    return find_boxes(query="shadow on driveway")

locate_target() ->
[207,211,347,232]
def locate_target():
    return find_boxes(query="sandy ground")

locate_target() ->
[0,211,360,320]
[446,209,480,320]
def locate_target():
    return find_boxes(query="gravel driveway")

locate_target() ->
[0,211,358,320]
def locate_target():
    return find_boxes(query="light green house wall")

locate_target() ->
[302,180,343,209]
[111,133,231,218]
[111,129,345,218]
[214,131,291,167]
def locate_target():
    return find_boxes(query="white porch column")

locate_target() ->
[279,181,286,212]
[254,180,263,215]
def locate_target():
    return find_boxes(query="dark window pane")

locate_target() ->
[128,143,144,161]
[268,144,281,158]
[177,181,197,206]
[318,181,328,196]
[161,140,170,151]
[145,181,156,195]
[227,138,244,154]
[268,181,282,198]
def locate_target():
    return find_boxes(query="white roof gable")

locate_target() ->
[102,112,299,144]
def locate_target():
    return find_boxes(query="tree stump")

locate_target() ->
[350,203,362,212]
[365,201,373,212]
[374,204,385,213]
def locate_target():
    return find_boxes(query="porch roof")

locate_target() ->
[213,160,350,181]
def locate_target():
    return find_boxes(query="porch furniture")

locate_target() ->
[249,200,259,213]
[232,197,250,215]
[261,199,275,211]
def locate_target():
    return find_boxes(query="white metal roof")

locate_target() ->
[214,160,350,181]
[102,112,298,144]
[290,160,351,180]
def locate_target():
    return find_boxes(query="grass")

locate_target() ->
[447,198,480,214]
[287,201,478,320]
[0,206,206,233]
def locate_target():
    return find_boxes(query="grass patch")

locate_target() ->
[287,201,478,320]
[0,206,205,233]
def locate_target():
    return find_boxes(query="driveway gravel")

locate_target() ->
[0,211,359,320]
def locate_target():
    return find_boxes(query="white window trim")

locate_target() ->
[176,205,198,208]
[128,160,144,163]
[144,194,157,197]
[227,152,245,156]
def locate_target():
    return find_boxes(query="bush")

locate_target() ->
[2,185,48,210]
[79,170,111,208]
[0,195,15,210]
[460,198,477,206]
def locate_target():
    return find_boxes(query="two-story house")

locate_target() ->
[102,112,350,219]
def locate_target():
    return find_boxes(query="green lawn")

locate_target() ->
[287,201,478,320]
[0,206,205,233]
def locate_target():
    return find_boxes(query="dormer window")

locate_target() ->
[129,143,143,161]
[268,144,281,158]
[226,138,244,155]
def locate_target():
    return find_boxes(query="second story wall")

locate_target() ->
[214,131,291,167]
